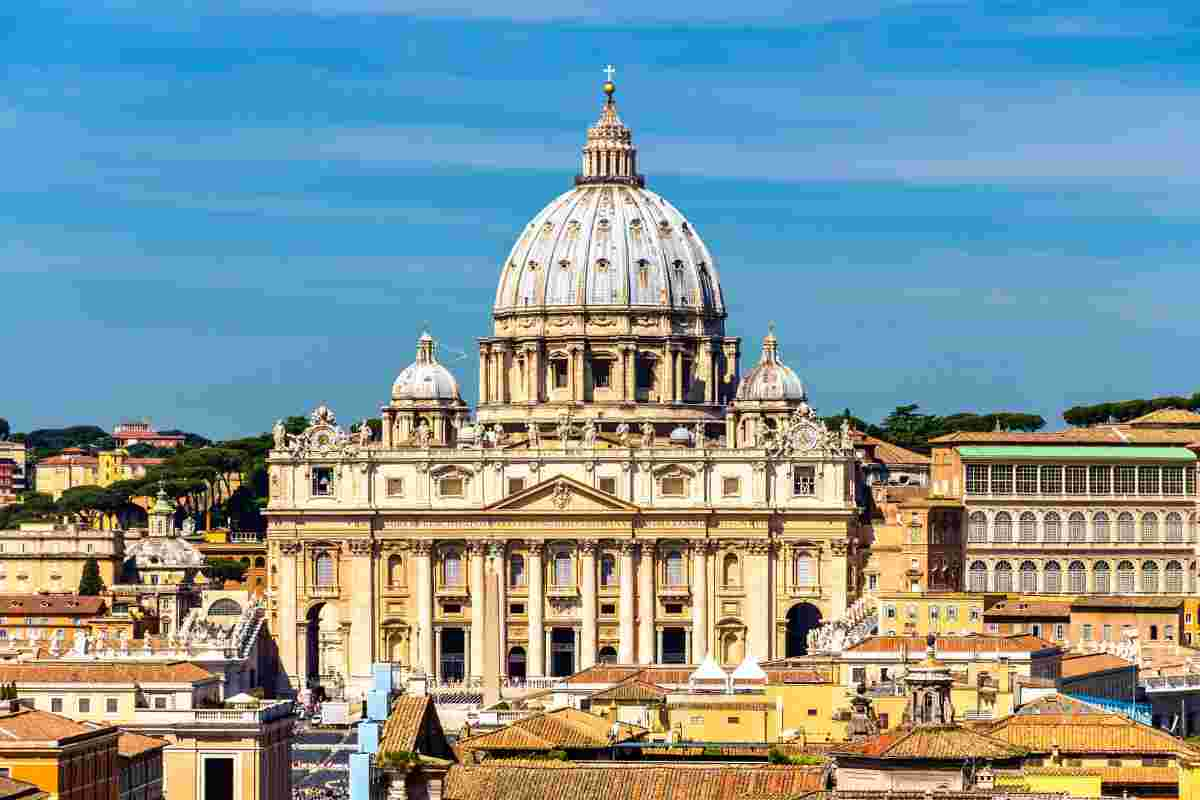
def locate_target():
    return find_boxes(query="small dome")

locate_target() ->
[669,426,692,444]
[392,332,462,402]
[735,326,806,402]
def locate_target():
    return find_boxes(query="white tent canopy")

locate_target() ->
[731,655,767,682]
[689,653,729,685]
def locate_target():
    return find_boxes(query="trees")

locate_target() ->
[1063,392,1200,427]
[203,557,248,585]
[0,418,9,440]
[79,557,105,595]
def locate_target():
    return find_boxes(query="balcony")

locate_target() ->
[658,584,690,599]
[546,585,578,598]
[132,700,294,726]
[307,585,340,599]
[229,532,265,543]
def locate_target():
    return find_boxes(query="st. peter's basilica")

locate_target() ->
[265,78,864,698]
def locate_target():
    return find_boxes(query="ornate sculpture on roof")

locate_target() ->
[272,419,286,450]
[581,418,597,449]
[526,421,541,448]
[640,422,655,449]
[282,404,360,459]
[616,422,630,447]
[764,404,853,460]
[357,419,372,446]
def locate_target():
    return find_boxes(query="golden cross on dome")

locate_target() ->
[603,64,616,81]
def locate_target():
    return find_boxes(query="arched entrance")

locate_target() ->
[597,646,617,664]
[440,628,465,683]
[785,603,822,657]
[507,647,527,681]
[305,602,342,699]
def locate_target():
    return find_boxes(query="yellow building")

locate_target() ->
[34,448,163,503]
[874,592,987,637]
[0,523,123,595]
[0,699,121,800]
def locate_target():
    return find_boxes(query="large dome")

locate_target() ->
[493,83,725,316]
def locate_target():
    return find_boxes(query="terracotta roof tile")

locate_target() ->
[0,596,106,616]
[1071,595,1183,611]
[0,708,100,742]
[0,776,46,800]
[862,436,931,466]
[1100,765,1180,785]
[117,732,167,758]
[831,726,1024,760]
[764,669,829,684]
[0,662,215,685]
[379,697,441,755]
[983,712,1199,756]
[984,601,1071,620]
[587,677,669,702]
[1128,409,1200,426]
[456,708,645,753]
[845,634,1056,655]
[442,761,824,800]
[1059,653,1135,679]
[564,665,694,685]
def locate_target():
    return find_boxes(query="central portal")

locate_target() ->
[550,627,576,677]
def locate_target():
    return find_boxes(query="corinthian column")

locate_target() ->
[580,540,598,669]
[479,344,491,406]
[618,542,636,663]
[691,542,709,661]
[348,539,376,687]
[745,540,773,661]
[414,540,434,676]
[638,543,656,664]
[527,543,545,677]
[469,541,486,681]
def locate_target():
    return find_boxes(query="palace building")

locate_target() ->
[265,78,865,699]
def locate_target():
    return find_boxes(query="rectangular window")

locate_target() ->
[947,606,958,621]
[598,477,617,495]
[661,477,686,497]
[1114,466,1136,495]
[154,696,167,709]
[106,698,118,714]
[439,477,464,497]
[885,605,896,619]
[443,603,462,615]
[969,608,980,621]
[1065,466,1087,494]
[552,359,569,389]
[1102,624,1113,642]
[386,478,405,497]
[852,667,866,684]
[868,574,878,591]
[1082,624,1093,641]
[990,464,1013,495]
[509,603,525,616]
[929,605,940,620]
[78,698,90,713]
[722,477,741,497]
[1040,465,1063,494]
[1089,465,1111,495]
[664,603,684,614]
[1188,466,1197,496]
[1163,466,1185,496]
[1054,624,1065,640]
[507,478,526,495]
[600,603,616,616]
[965,464,989,495]
[807,708,817,716]
[1139,466,1160,495]
[727,716,739,724]
[51,698,62,713]
[1016,465,1039,495]
[311,467,334,497]
[591,359,611,388]
[793,466,815,496]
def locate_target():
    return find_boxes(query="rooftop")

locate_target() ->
[984,600,1071,620]
[0,662,217,685]
[1059,653,1135,679]
[982,710,1198,756]
[0,777,46,800]
[932,427,1200,446]
[860,435,931,466]
[0,596,106,615]
[0,705,105,744]
[379,696,451,759]
[1070,596,1183,611]
[117,731,168,758]
[845,634,1056,656]
[455,707,645,753]
[956,445,1195,461]
[830,725,1024,761]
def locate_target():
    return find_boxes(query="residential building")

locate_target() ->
[111,423,185,451]
[117,733,165,800]
[0,595,108,647]
[1070,596,1185,652]
[861,488,964,596]
[0,698,121,800]
[856,434,930,488]
[1056,653,1137,703]
[34,450,162,502]
[0,524,123,595]
[0,461,15,508]
[266,79,870,701]
[0,442,29,494]
[874,592,986,637]
[983,599,1071,640]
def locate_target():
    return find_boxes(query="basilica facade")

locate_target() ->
[265,79,864,698]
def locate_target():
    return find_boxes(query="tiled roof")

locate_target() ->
[0,596,106,616]
[442,761,825,800]
[984,601,1070,620]
[0,662,215,685]
[831,725,1024,761]
[983,712,1198,756]
[765,669,829,684]
[35,454,99,466]
[665,701,775,711]
[845,634,1055,655]
[587,677,669,702]
[379,696,431,754]
[1070,596,1183,611]
[456,708,645,752]
[1100,765,1179,785]
[0,708,99,742]
[1014,693,1105,716]
[1059,653,1135,679]
[564,665,694,685]
[861,436,931,466]
[1128,408,1200,426]
[117,732,167,758]
[0,777,46,800]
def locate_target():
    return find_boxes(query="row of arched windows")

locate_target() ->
[967,559,1196,594]
[967,510,1195,544]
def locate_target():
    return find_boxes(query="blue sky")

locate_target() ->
[3,1,1199,439]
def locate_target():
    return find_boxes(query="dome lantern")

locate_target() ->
[576,74,643,188]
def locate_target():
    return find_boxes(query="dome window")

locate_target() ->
[636,260,650,290]
[595,259,609,273]
[559,259,571,271]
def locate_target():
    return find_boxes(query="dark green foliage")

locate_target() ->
[865,405,1045,453]
[0,418,9,440]
[79,557,105,596]
[0,492,57,530]
[159,429,211,448]
[19,425,110,460]
[1062,393,1200,427]
[203,557,248,584]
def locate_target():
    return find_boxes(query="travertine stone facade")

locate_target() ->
[265,80,863,698]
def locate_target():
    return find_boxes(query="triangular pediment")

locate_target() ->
[484,474,640,513]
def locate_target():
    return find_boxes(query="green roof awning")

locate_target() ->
[958,445,1196,462]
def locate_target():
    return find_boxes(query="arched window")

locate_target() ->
[254,556,266,568]
[1117,561,1135,594]
[1044,561,1062,594]
[1020,561,1038,593]
[1142,561,1159,593]
[793,553,813,587]
[1092,512,1109,542]
[209,598,242,616]
[1166,561,1184,593]
[442,549,463,586]
[968,512,987,543]
[993,512,1012,543]
[1068,561,1086,594]
[1142,513,1159,542]
[387,555,404,588]
[600,554,617,587]
[665,550,685,586]
[723,553,740,586]
[554,552,573,586]
[1044,512,1061,543]
[1093,561,1110,594]
[1066,512,1085,542]
[969,561,988,592]
[993,561,1013,592]
[314,552,335,587]
[1118,513,1135,543]
[1166,513,1184,543]
[509,554,525,587]
[1019,513,1037,542]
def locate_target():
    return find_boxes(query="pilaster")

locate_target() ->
[527,543,545,677]
[618,542,636,663]
[580,539,598,669]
